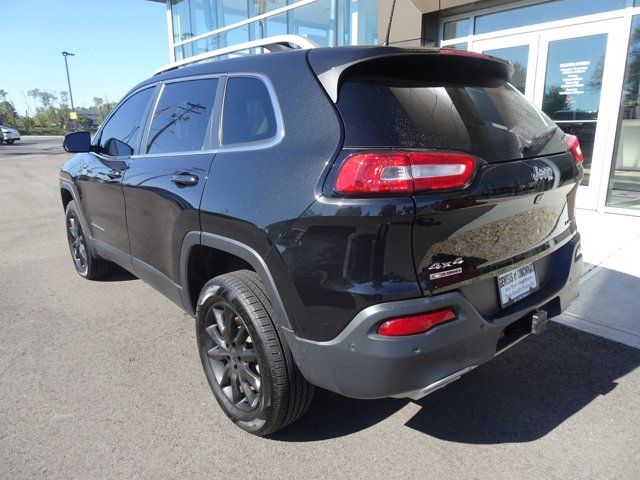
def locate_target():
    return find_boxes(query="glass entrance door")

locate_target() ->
[473,34,539,102]
[534,21,624,209]
[473,20,625,210]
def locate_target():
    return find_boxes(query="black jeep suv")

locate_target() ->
[60,46,583,436]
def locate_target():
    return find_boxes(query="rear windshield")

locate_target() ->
[336,76,565,163]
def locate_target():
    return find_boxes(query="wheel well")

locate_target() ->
[187,245,254,309]
[61,188,73,211]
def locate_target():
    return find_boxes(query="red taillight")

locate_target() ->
[334,151,476,195]
[377,308,457,337]
[565,135,584,165]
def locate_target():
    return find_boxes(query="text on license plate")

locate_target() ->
[497,263,538,308]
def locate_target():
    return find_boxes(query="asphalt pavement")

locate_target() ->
[1,137,639,479]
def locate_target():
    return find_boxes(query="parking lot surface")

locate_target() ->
[1,138,639,479]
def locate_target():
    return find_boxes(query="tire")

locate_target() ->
[196,270,314,436]
[7,140,14,144]
[65,200,113,280]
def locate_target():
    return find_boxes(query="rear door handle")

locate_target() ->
[171,173,199,187]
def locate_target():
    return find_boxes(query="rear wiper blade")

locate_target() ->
[522,125,558,154]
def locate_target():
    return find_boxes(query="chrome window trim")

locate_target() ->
[217,72,285,152]
[100,72,284,160]
[140,82,165,155]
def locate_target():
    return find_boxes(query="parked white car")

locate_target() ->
[0,125,21,144]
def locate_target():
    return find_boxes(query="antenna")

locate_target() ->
[383,0,397,46]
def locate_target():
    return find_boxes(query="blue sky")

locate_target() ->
[0,0,169,114]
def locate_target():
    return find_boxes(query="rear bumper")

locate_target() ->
[283,233,582,399]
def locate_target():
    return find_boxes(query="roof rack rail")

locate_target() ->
[153,35,319,76]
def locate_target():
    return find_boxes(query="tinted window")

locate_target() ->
[98,87,154,156]
[337,76,564,163]
[146,78,219,154]
[221,77,277,145]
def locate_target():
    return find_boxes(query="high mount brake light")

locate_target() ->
[334,151,476,195]
[565,135,584,165]
[439,49,493,60]
[377,309,457,336]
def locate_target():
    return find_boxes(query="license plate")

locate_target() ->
[497,263,538,308]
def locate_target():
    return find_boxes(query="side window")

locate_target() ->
[98,87,154,156]
[221,77,277,146]
[146,78,219,154]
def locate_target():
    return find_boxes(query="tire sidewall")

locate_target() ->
[196,280,275,434]
[65,201,93,278]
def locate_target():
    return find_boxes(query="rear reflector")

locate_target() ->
[377,308,457,336]
[334,151,476,195]
[565,135,584,165]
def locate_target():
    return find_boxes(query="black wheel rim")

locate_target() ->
[204,302,261,412]
[66,212,88,275]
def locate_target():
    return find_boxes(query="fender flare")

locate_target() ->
[60,180,97,256]
[179,231,293,331]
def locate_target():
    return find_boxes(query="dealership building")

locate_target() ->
[149,0,640,215]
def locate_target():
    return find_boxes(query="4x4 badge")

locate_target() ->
[428,257,464,271]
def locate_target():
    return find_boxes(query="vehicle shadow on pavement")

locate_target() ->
[100,265,138,282]
[271,323,640,443]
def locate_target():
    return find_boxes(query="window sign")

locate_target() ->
[542,34,608,186]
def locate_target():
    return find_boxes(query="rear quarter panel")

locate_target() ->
[199,52,344,337]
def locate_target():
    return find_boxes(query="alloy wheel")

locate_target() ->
[67,212,88,275]
[204,302,262,412]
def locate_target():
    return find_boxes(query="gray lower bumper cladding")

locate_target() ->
[283,234,582,400]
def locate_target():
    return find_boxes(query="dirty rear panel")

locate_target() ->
[412,153,580,296]
[328,50,581,309]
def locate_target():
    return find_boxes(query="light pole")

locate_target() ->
[61,51,75,130]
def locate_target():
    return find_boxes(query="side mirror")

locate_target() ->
[63,131,91,153]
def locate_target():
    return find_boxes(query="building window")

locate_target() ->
[443,18,470,41]
[482,45,528,94]
[170,0,377,61]
[470,0,627,38]
[441,42,468,51]
[607,16,640,210]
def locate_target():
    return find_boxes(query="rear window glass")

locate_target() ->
[222,77,277,146]
[337,77,564,162]
[146,78,218,154]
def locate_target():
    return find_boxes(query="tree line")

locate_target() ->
[0,88,115,135]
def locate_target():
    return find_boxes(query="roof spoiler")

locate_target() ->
[153,35,319,76]
[307,46,514,102]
